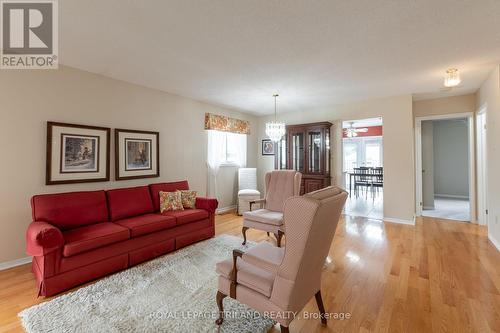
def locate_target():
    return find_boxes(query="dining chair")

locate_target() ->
[353,167,371,198]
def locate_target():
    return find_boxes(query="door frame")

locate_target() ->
[414,112,476,222]
[476,106,488,225]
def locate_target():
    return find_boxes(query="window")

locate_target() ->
[224,132,247,165]
[342,136,383,171]
[207,130,247,168]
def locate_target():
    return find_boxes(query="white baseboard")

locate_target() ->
[489,233,500,252]
[435,194,469,200]
[216,205,237,214]
[383,216,415,225]
[0,256,31,271]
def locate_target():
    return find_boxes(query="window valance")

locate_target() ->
[204,113,250,135]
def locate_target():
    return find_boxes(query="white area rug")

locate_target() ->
[19,235,275,333]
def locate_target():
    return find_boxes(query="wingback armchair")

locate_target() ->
[242,170,301,247]
[216,186,348,332]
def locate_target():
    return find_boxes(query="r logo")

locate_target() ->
[2,2,53,54]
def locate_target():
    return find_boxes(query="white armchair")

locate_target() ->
[237,168,260,215]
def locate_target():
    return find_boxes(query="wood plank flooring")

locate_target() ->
[1,213,499,332]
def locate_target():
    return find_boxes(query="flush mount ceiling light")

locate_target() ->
[265,94,286,142]
[444,68,461,88]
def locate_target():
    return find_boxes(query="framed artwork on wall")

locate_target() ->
[46,122,110,185]
[115,128,159,180]
[262,139,275,155]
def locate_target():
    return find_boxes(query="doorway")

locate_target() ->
[415,113,475,222]
[342,117,383,219]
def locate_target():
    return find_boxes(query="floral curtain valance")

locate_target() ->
[204,113,250,135]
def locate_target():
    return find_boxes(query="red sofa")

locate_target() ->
[26,180,218,296]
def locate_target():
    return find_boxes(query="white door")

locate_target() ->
[476,111,488,225]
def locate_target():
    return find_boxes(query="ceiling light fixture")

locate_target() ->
[444,68,461,88]
[265,94,286,142]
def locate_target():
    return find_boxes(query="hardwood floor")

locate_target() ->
[1,213,499,332]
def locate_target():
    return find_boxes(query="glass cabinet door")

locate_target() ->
[307,129,322,173]
[290,131,304,172]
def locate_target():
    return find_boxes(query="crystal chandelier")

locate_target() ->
[444,68,461,88]
[265,94,286,142]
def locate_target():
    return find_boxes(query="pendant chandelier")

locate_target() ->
[444,68,461,88]
[265,94,286,142]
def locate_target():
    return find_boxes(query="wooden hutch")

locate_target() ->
[274,122,332,194]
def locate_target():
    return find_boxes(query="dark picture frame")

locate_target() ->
[262,139,275,155]
[46,122,110,185]
[115,128,160,180]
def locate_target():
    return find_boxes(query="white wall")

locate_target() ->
[0,66,258,263]
[257,95,415,222]
[432,119,469,198]
[476,65,500,249]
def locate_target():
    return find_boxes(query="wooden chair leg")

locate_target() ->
[280,324,289,333]
[315,290,327,326]
[275,230,284,247]
[242,227,249,245]
[215,291,227,325]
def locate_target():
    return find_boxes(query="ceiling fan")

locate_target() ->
[344,122,368,138]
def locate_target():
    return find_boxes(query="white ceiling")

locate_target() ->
[60,0,500,115]
[343,118,383,128]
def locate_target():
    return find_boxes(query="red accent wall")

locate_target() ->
[342,125,383,138]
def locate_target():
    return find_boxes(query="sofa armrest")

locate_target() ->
[26,221,64,256]
[195,197,218,214]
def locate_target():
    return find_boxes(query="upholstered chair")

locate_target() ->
[242,170,301,247]
[237,168,261,215]
[215,186,348,332]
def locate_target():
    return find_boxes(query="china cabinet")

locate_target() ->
[274,122,332,194]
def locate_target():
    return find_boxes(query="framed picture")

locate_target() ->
[115,129,159,180]
[46,122,110,185]
[262,139,275,155]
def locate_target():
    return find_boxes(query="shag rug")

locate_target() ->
[19,235,275,333]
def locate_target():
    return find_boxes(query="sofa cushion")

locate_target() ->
[243,209,283,226]
[114,213,176,238]
[149,181,189,211]
[162,208,209,226]
[31,191,108,230]
[107,186,154,221]
[63,223,130,257]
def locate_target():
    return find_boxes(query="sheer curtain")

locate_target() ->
[227,132,247,168]
[207,130,227,198]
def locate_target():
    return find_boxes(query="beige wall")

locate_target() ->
[257,95,415,222]
[0,66,258,263]
[476,65,500,246]
[413,94,476,118]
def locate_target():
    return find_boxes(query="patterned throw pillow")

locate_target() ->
[159,191,184,213]
[180,190,197,209]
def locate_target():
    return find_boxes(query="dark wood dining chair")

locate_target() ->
[353,167,371,198]
[371,167,383,197]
